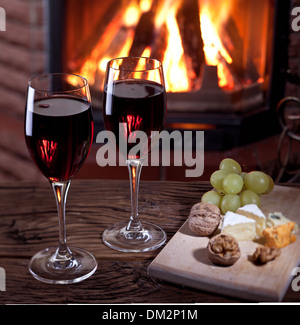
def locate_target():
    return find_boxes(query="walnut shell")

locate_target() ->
[251,245,281,264]
[207,233,241,266]
[188,202,220,236]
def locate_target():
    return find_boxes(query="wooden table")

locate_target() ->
[0,179,299,304]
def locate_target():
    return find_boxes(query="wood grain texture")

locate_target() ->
[0,180,299,304]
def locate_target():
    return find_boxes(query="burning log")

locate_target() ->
[68,0,122,72]
[93,26,132,86]
[150,22,169,64]
[101,27,132,60]
[176,0,205,85]
[128,10,155,57]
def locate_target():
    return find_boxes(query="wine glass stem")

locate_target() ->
[126,159,143,231]
[51,180,72,261]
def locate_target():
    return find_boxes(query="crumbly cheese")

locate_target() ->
[236,204,266,236]
[267,212,299,234]
[262,222,296,248]
[221,211,256,241]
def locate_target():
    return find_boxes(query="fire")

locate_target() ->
[160,2,189,92]
[76,0,262,93]
[123,3,140,27]
[79,0,143,85]
[200,8,234,89]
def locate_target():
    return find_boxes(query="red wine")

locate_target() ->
[103,79,166,159]
[25,96,94,182]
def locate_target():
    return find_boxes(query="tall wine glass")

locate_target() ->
[25,73,97,284]
[102,57,167,252]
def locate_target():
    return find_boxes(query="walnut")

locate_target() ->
[251,246,281,265]
[188,202,221,236]
[207,234,241,266]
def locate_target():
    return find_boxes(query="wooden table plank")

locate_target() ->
[0,180,299,304]
[0,180,209,259]
[0,257,243,304]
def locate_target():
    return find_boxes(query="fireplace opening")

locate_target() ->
[46,0,291,149]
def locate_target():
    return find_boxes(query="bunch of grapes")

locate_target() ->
[202,158,274,214]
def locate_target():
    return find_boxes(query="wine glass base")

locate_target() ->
[102,221,166,252]
[28,246,98,284]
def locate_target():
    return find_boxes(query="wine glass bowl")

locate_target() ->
[25,73,97,284]
[102,57,167,252]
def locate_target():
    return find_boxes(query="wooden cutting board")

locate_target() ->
[148,185,300,301]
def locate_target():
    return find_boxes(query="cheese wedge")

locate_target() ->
[236,204,266,236]
[221,211,256,241]
[267,212,299,234]
[262,222,296,248]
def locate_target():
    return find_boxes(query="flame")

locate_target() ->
[140,0,152,12]
[159,2,189,92]
[200,7,234,89]
[75,0,263,93]
[141,47,151,57]
[124,3,140,27]
[200,13,232,65]
[79,0,142,84]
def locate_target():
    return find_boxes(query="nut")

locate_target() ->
[251,245,281,264]
[207,233,241,266]
[188,202,221,236]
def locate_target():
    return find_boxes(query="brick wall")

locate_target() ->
[0,0,45,117]
[0,0,45,181]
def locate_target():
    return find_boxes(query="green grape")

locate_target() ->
[219,158,242,174]
[220,194,241,214]
[216,188,226,195]
[240,189,261,207]
[222,173,244,194]
[210,170,230,190]
[263,175,274,194]
[201,190,222,207]
[244,171,269,194]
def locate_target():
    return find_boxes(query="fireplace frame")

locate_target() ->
[44,0,292,150]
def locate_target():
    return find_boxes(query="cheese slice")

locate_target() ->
[236,204,266,236]
[221,211,256,241]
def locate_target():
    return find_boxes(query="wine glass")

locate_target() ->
[24,73,97,284]
[102,57,167,252]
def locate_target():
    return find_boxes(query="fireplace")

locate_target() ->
[45,0,291,149]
